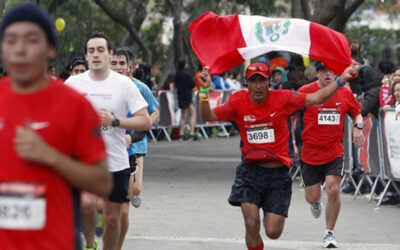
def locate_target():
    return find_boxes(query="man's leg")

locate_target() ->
[133,156,144,196]
[116,202,129,250]
[80,192,98,249]
[325,175,341,230]
[188,104,196,136]
[263,212,285,239]
[305,182,322,205]
[103,199,122,250]
[241,202,263,248]
[179,108,187,137]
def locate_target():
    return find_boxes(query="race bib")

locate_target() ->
[246,123,275,144]
[0,183,46,230]
[318,107,340,125]
[101,124,114,135]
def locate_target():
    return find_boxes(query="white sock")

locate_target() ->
[325,229,334,235]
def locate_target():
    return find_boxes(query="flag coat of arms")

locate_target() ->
[189,12,352,75]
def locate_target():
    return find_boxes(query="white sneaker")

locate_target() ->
[310,200,322,219]
[323,231,338,248]
[131,193,142,208]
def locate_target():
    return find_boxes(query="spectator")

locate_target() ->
[271,67,287,90]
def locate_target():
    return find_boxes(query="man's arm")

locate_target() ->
[14,127,112,196]
[351,114,364,148]
[198,67,219,122]
[98,107,152,131]
[305,62,359,107]
[150,108,159,125]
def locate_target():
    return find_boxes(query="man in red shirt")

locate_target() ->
[0,3,111,250]
[199,62,358,250]
[298,62,364,248]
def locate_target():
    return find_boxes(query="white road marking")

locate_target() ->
[125,235,400,250]
[151,154,241,162]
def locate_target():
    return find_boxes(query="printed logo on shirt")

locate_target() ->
[335,102,341,105]
[270,112,277,117]
[244,115,257,122]
[30,121,50,130]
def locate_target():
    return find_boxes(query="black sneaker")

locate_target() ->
[187,134,199,141]
[178,135,185,141]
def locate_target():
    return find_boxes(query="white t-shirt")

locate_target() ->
[65,70,148,172]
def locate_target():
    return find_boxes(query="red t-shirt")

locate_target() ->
[214,90,306,167]
[298,81,361,165]
[0,77,107,250]
[380,85,395,106]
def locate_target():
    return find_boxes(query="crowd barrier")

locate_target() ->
[152,90,234,141]
[342,108,400,207]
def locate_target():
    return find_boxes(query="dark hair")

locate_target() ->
[178,59,186,70]
[125,49,135,64]
[84,31,112,54]
[70,57,88,71]
[161,74,175,90]
[112,48,128,64]
[378,60,395,75]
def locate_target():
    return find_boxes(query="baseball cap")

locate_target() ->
[315,61,328,71]
[245,62,271,80]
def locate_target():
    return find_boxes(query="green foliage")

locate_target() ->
[140,21,166,65]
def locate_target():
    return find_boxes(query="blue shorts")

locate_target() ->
[228,162,292,217]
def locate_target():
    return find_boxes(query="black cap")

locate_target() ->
[315,61,327,71]
[0,3,57,47]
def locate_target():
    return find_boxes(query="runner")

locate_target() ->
[109,48,159,250]
[199,61,358,250]
[70,56,88,76]
[65,32,151,250]
[298,61,364,248]
[0,3,111,250]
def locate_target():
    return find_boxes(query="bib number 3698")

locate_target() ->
[247,128,275,144]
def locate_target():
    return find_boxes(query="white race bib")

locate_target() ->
[318,107,340,125]
[0,183,46,230]
[246,123,275,144]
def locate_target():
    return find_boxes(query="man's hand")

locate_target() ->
[340,61,360,83]
[125,134,132,149]
[198,66,211,88]
[14,126,57,165]
[97,108,114,126]
[352,127,365,148]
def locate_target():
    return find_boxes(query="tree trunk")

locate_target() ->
[291,0,303,18]
[172,0,184,71]
[310,0,342,25]
[94,0,152,64]
[332,0,365,32]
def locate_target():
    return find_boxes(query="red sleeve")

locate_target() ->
[214,95,235,121]
[282,90,307,114]
[72,97,107,164]
[346,88,361,117]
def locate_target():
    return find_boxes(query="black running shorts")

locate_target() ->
[108,168,131,203]
[300,157,344,187]
[228,162,292,217]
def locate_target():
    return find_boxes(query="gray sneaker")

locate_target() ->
[323,231,338,248]
[131,193,142,208]
[310,200,322,219]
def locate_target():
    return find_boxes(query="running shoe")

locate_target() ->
[310,200,322,219]
[131,193,142,208]
[323,231,338,248]
[95,214,104,237]
[83,240,99,250]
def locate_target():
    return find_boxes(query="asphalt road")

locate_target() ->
[99,137,400,250]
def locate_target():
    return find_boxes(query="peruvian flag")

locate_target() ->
[189,12,352,75]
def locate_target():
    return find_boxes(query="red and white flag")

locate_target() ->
[189,12,352,75]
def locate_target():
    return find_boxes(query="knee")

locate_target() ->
[265,227,282,240]
[306,192,320,204]
[104,212,120,229]
[326,183,340,199]
[80,199,96,214]
[244,217,260,234]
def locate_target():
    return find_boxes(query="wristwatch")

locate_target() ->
[111,117,120,127]
[354,123,363,130]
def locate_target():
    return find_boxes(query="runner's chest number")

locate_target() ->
[318,107,340,125]
[246,127,275,144]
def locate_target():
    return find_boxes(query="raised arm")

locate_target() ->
[198,66,219,122]
[305,62,359,107]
